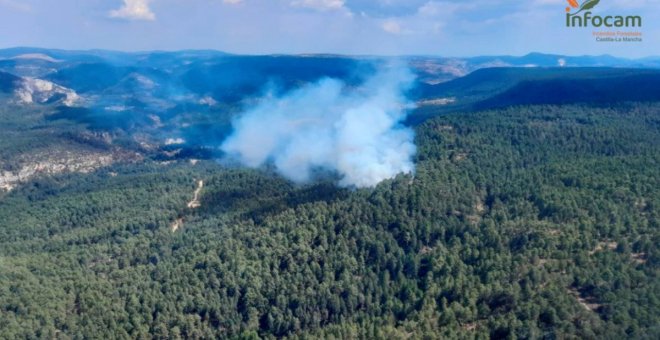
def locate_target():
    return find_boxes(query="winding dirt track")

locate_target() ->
[187,180,204,209]
[172,180,204,232]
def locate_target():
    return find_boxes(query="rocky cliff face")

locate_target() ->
[14,77,79,106]
[0,149,141,192]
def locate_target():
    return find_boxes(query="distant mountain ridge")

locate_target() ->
[1,48,659,80]
[1,47,660,145]
[408,67,660,124]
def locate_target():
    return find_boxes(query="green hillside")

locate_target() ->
[1,103,658,339]
[410,68,660,124]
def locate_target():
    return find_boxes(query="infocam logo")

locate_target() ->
[565,0,642,28]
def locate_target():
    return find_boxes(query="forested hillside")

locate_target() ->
[409,68,660,124]
[1,103,658,339]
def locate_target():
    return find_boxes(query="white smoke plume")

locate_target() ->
[221,63,417,188]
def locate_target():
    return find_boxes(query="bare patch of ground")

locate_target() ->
[187,180,204,209]
[419,246,434,255]
[453,153,468,162]
[568,288,602,312]
[417,97,456,106]
[163,149,182,158]
[466,199,486,225]
[171,218,184,232]
[475,200,485,214]
[632,252,648,264]
[435,124,454,132]
[589,241,618,255]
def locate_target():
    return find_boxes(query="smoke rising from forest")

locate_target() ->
[221,63,417,188]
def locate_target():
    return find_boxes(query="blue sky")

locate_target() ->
[0,0,657,57]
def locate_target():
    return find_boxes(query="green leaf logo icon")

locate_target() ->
[580,0,600,11]
[567,0,600,15]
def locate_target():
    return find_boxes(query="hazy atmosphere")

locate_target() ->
[0,0,658,57]
[1,1,658,339]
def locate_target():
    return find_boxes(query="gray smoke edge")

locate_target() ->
[220,61,417,188]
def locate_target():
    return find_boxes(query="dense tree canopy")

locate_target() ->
[0,103,658,339]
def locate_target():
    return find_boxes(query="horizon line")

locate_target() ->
[1,46,658,60]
